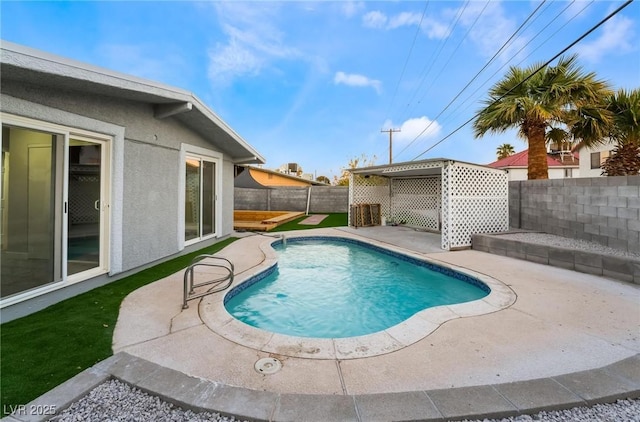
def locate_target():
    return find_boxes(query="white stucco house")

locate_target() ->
[487,149,579,180]
[0,41,265,320]
[574,141,616,178]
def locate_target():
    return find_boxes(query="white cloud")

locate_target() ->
[207,3,301,87]
[363,9,448,40]
[383,116,442,144]
[575,15,635,63]
[334,71,382,94]
[564,0,593,21]
[388,12,422,29]
[458,1,526,63]
[420,16,451,39]
[208,39,262,84]
[362,11,387,29]
[341,1,365,18]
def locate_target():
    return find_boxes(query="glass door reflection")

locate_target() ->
[1,126,61,298]
[67,140,101,275]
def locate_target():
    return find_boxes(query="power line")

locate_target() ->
[436,0,591,132]
[397,0,470,122]
[512,1,594,69]
[395,0,548,160]
[399,0,491,125]
[411,0,634,161]
[385,1,430,120]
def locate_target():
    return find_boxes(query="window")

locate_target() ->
[564,168,573,178]
[185,156,216,243]
[590,152,601,169]
[591,150,612,169]
[1,115,111,302]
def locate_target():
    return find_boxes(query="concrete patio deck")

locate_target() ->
[12,227,640,422]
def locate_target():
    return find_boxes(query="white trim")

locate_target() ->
[66,134,111,282]
[179,143,222,250]
[1,97,126,276]
[0,114,113,307]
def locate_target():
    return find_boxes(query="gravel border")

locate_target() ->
[462,398,640,422]
[494,232,640,259]
[48,379,639,422]
[49,379,249,422]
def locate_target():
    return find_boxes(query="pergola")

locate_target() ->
[348,159,509,250]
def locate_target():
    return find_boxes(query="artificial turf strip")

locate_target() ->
[0,237,238,411]
[269,212,348,232]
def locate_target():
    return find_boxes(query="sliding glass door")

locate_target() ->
[185,156,216,243]
[1,126,62,297]
[1,120,110,301]
[67,139,104,276]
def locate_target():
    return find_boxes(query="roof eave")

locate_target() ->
[0,40,266,164]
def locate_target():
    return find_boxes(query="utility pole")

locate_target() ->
[381,128,401,164]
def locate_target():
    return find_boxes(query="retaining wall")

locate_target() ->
[473,233,640,284]
[234,186,349,213]
[509,176,640,254]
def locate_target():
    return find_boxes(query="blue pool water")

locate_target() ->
[224,237,489,338]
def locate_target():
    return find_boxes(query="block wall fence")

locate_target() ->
[236,177,639,254]
[509,176,640,254]
[234,186,349,213]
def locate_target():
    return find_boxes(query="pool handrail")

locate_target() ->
[182,255,234,309]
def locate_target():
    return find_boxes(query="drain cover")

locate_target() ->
[254,357,282,374]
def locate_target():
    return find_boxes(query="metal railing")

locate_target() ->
[182,254,234,309]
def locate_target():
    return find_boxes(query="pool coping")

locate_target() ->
[7,229,640,421]
[7,351,639,422]
[199,233,517,360]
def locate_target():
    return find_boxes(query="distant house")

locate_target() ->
[487,149,579,180]
[1,41,265,319]
[574,140,616,178]
[234,165,327,188]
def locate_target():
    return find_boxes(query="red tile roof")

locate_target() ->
[487,149,578,168]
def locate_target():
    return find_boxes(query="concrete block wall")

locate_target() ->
[473,234,640,284]
[234,186,349,213]
[234,188,270,211]
[509,176,640,253]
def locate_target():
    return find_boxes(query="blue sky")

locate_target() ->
[2,1,638,181]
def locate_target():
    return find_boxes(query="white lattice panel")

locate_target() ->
[448,198,509,247]
[349,174,390,225]
[391,178,441,231]
[446,162,508,249]
[350,160,508,251]
[448,164,509,197]
[441,164,451,250]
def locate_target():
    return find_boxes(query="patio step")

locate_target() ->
[472,232,640,284]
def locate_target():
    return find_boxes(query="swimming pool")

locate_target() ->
[224,237,490,338]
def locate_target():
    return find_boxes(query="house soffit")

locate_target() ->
[1,42,265,164]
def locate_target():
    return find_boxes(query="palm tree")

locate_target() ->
[601,88,640,176]
[496,143,515,159]
[474,55,613,179]
[546,127,572,151]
